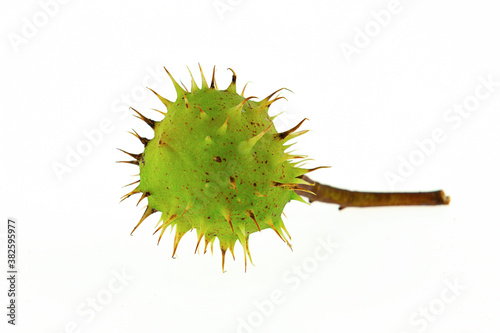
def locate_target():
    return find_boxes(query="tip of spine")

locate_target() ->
[182,93,191,109]
[130,205,156,235]
[136,191,150,206]
[221,247,227,273]
[128,129,149,146]
[172,226,187,258]
[210,65,218,89]
[120,186,140,203]
[117,148,142,161]
[226,68,237,93]
[220,208,234,233]
[151,108,166,116]
[130,107,156,129]
[238,124,272,154]
[147,87,173,109]
[164,67,186,99]
[217,116,229,135]
[241,81,251,97]
[246,210,261,232]
[228,96,257,117]
[259,88,292,104]
[275,118,309,141]
[195,105,207,119]
[186,66,200,92]
[194,232,204,254]
[198,63,209,89]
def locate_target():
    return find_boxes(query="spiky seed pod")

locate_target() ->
[119,66,327,271]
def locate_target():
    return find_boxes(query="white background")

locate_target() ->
[1,0,500,332]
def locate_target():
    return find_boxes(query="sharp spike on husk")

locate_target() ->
[273,181,315,193]
[136,191,150,206]
[151,108,166,116]
[122,179,140,188]
[229,96,257,117]
[180,81,189,92]
[147,87,173,109]
[128,129,149,146]
[204,239,209,254]
[290,191,311,205]
[182,93,190,109]
[277,152,308,163]
[195,105,207,118]
[154,214,178,244]
[217,116,230,135]
[238,124,272,154]
[294,187,316,196]
[203,235,215,254]
[290,157,313,168]
[198,63,208,89]
[120,186,140,202]
[280,220,292,240]
[194,232,204,254]
[164,67,185,99]
[172,225,188,258]
[181,201,193,217]
[186,66,199,92]
[263,217,286,243]
[294,166,331,177]
[117,148,142,161]
[229,242,236,260]
[116,160,139,166]
[292,175,314,186]
[156,226,168,245]
[283,142,298,152]
[235,225,249,271]
[275,118,308,140]
[210,65,217,89]
[130,205,157,235]
[246,210,261,231]
[221,247,227,273]
[241,81,250,97]
[284,130,309,142]
[306,166,331,173]
[264,96,288,107]
[220,208,234,233]
[245,235,254,266]
[260,88,292,103]
[226,68,237,93]
[130,107,156,129]
[275,220,293,251]
[270,111,285,121]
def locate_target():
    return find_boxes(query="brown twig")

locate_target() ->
[297,175,450,210]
